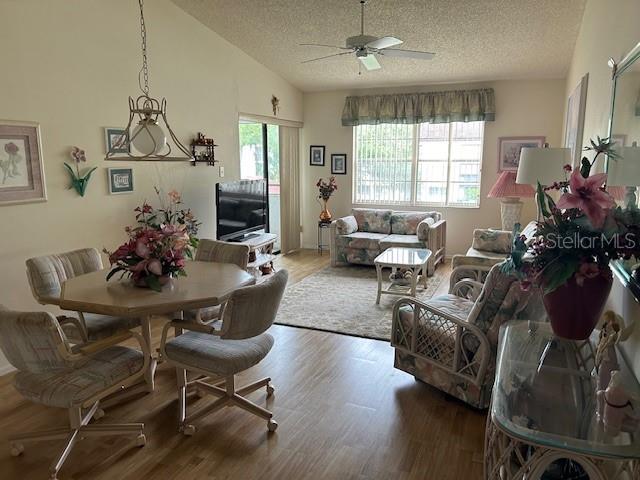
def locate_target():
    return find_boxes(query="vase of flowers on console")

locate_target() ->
[504,137,640,340]
[105,188,200,292]
[317,176,338,223]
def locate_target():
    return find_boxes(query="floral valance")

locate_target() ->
[341,88,495,126]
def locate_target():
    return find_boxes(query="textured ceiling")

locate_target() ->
[172,0,586,92]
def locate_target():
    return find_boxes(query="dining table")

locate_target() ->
[59,261,255,395]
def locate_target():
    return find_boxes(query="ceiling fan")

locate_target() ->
[300,0,435,71]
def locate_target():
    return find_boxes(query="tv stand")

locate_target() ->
[234,233,277,278]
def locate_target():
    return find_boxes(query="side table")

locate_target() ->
[318,221,331,255]
[485,321,640,480]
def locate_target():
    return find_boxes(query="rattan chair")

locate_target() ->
[26,248,140,343]
[0,306,148,480]
[160,269,288,435]
[183,239,252,323]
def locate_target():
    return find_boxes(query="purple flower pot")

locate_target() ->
[542,267,613,340]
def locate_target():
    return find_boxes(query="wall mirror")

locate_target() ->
[608,41,640,298]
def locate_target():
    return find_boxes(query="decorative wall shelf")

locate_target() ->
[190,132,218,166]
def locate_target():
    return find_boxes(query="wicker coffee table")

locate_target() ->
[374,247,432,304]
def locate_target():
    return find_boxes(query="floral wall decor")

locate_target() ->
[64,146,97,197]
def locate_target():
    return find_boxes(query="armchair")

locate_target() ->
[26,248,140,343]
[0,306,148,479]
[391,262,543,409]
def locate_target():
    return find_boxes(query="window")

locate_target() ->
[353,121,484,207]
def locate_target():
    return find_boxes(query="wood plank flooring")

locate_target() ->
[0,250,485,480]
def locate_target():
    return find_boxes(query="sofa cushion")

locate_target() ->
[471,229,512,254]
[379,234,424,250]
[391,212,435,235]
[335,232,387,250]
[335,215,358,235]
[352,208,392,234]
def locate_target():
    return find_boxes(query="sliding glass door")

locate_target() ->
[238,121,281,251]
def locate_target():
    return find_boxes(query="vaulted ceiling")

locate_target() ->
[172,0,586,92]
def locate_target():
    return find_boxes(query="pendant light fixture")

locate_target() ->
[106,0,192,161]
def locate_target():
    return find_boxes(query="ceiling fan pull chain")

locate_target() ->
[360,0,366,35]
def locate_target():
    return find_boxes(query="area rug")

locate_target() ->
[275,265,445,341]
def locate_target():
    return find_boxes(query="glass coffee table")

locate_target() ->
[485,320,640,479]
[373,247,432,304]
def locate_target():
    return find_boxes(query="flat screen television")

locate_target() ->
[215,179,267,241]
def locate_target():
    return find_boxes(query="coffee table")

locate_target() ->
[374,247,432,304]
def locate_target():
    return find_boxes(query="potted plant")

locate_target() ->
[317,176,338,223]
[105,189,200,291]
[504,137,640,340]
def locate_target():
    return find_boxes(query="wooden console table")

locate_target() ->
[485,321,640,480]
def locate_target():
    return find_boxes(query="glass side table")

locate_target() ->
[485,321,640,480]
[317,221,331,255]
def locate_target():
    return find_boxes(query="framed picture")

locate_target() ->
[564,74,589,167]
[498,136,546,172]
[309,145,325,166]
[104,127,129,155]
[107,167,134,194]
[0,120,46,205]
[331,154,347,174]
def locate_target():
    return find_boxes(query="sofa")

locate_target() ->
[330,208,446,276]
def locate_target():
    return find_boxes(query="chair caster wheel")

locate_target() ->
[266,383,275,397]
[267,419,278,432]
[10,443,24,457]
[182,424,196,436]
[135,434,147,447]
[93,408,105,420]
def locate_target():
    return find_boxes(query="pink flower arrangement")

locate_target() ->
[105,188,200,291]
[556,170,616,228]
[316,177,338,200]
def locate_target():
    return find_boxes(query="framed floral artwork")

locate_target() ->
[104,127,130,155]
[498,136,546,172]
[0,120,46,205]
[331,154,347,174]
[310,145,325,166]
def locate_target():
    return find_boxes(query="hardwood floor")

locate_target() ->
[0,250,484,480]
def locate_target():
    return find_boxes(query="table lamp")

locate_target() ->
[606,142,640,208]
[488,171,535,231]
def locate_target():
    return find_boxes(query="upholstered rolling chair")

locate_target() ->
[183,239,252,323]
[391,262,544,409]
[26,248,140,343]
[160,269,288,434]
[0,307,148,480]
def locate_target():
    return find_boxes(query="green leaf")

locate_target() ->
[106,267,126,281]
[536,182,550,218]
[146,275,162,292]
[543,258,579,294]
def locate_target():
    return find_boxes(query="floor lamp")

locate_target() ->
[488,171,534,231]
[516,146,572,219]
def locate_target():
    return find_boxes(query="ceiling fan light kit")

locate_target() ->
[300,0,435,72]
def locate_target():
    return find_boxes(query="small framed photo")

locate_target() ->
[331,154,347,174]
[108,167,134,194]
[104,127,129,155]
[310,145,325,166]
[0,120,47,206]
[498,136,546,172]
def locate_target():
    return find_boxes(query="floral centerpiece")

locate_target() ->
[105,189,200,291]
[504,137,640,340]
[316,176,338,223]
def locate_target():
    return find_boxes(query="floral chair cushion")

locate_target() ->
[335,232,387,250]
[352,208,392,234]
[471,229,513,254]
[417,217,437,241]
[391,211,439,235]
[467,263,518,334]
[335,215,358,235]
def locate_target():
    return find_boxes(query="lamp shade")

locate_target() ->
[516,147,571,186]
[606,145,640,186]
[488,171,535,198]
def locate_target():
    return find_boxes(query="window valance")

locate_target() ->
[341,88,495,126]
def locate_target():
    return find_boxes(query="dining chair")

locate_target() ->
[26,248,140,343]
[160,269,288,434]
[184,239,253,323]
[0,306,148,480]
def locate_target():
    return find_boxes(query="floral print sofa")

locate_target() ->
[329,208,446,276]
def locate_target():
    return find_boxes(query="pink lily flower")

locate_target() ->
[147,258,163,276]
[556,170,615,228]
[135,239,151,258]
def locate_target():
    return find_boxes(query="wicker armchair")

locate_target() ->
[391,262,543,409]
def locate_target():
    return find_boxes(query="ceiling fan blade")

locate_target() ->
[358,54,381,71]
[366,36,403,50]
[301,51,353,64]
[378,48,435,60]
[299,43,352,50]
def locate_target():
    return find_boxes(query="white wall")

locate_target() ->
[300,80,566,254]
[0,0,302,373]
[566,0,640,372]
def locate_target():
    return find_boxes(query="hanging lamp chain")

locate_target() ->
[138,0,150,97]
